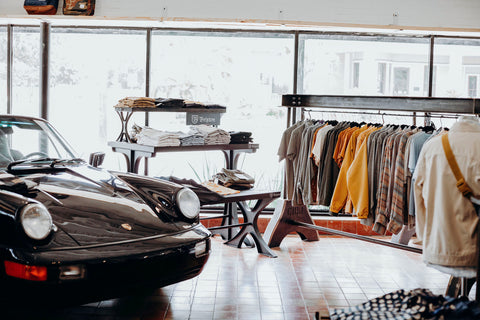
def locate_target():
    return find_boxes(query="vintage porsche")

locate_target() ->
[0,115,211,305]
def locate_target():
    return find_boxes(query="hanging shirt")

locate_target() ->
[388,129,416,234]
[311,124,334,165]
[317,122,350,206]
[292,121,319,205]
[407,131,433,218]
[284,122,307,200]
[374,128,404,234]
[346,126,380,219]
[414,117,480,269]
[329,125,369,213]
[278,122,301,200]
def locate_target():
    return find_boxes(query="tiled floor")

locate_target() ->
[26,235,461,320]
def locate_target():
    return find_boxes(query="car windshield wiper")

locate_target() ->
[7,158,85,171]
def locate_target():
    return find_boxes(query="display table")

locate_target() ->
[108,141,259,174]
[201,189,280,258]
[109,104,277,257]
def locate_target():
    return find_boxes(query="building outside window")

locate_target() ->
[393,67,410,95]
[377,62,387,94]
[352,61,360,88]
[468,75,479,97]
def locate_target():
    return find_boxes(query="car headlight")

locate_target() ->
[176,188,200,219]
[20,203,53,240]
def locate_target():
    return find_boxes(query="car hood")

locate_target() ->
[19,164,192,248]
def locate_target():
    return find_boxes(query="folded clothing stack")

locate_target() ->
[155,98,185,108]
[189,125,231,145]
[116,97,156,108]
[153,97,226,110]
[213,168,255,190]
[134,126,182,147]
[229,131,252,144]
[180,133,205,146]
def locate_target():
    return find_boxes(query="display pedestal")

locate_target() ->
[264,200,319,247]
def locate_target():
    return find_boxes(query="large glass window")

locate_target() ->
[49,28,147,169]
[12,27,40,116]
[299,35,431,97]
[434,38,480,98]
[148,31,294,190]
[0,27,6,114]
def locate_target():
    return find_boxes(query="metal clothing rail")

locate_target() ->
[263,93,480,300]
[289,220,422,254]
[283,95,480,116]
[303,108,461,120]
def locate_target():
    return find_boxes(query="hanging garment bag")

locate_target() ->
[24,0,59,15]
[63,0,95,15]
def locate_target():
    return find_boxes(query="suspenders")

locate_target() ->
[441,134,474,198]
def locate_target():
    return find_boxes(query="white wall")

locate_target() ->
[1,0,480,30]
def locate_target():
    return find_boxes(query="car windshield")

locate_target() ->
[0,116,78,169]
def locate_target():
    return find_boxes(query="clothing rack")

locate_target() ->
[303,108,461,121]
[264,94,480,299]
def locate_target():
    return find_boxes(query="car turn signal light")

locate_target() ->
[4,261,47,281]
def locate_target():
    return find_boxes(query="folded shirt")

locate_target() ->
[229,131,252,144]
[180,133,205,146]
[155,98,185,108]
[189,125,231,145]
[116,97,156,108]
[135,127,182,147]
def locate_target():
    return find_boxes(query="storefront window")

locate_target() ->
[299,35,431,97]
[149,31,294,190]
[433,38,480,98]
[12,27,40,116]
[0,27,6,114]
[49,28,146,169]
[298,35,431,126]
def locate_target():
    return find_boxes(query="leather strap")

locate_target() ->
[441,134,473,197]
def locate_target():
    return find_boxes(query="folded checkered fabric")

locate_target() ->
[330,289,446,320]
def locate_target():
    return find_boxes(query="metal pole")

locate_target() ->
[6,25,12,114]
[424,36,435,126]
[289,220,423,254]
[292,32,299,124]
[145,29,151,126]
[40,21,50,120]
[144,28,152,176]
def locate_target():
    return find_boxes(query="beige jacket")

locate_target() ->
[414,117,480,268]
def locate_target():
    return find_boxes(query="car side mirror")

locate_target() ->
[89,152,105,168]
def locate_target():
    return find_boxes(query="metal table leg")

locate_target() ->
[225,198,278,258]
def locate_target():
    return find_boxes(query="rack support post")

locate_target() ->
[264,200,319,247]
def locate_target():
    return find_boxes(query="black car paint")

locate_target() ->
[0,116,211,305]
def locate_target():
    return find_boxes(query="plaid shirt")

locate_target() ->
[373,130,403,234]
[388,130,415,234]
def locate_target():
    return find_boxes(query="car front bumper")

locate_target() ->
[0,227,211,306]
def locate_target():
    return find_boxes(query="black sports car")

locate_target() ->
[0,115,211,305]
